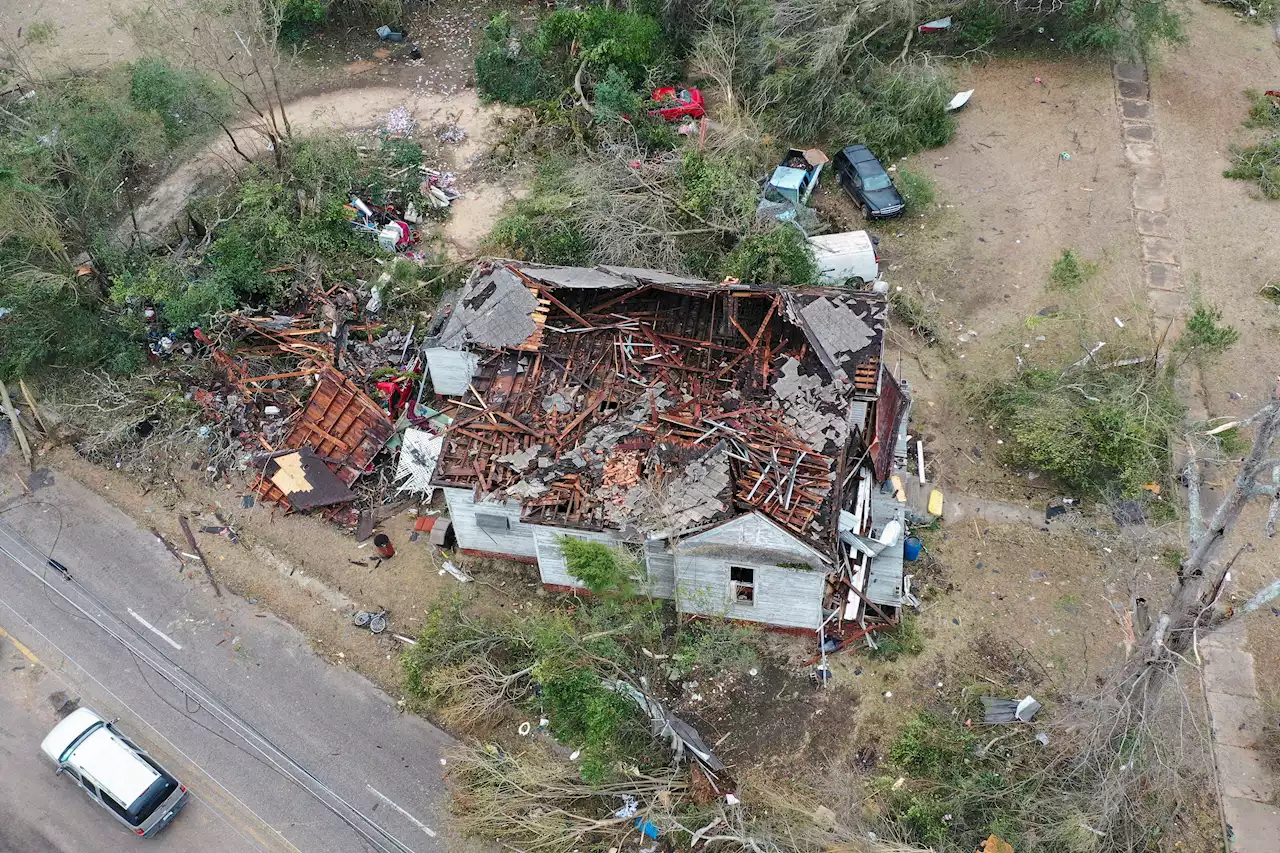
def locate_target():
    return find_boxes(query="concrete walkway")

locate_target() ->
[1200,620,1280,853]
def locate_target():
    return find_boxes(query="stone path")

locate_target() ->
[1200,620,1280,853]
[1111,58,1280,853]
[1112,61,1186,325]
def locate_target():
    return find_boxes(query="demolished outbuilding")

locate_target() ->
[423,260,918,637]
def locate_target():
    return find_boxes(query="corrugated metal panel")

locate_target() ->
[444,487,538,558]
[425,348,479,396]
[865,487,905,606]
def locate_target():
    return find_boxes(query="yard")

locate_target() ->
[4,0,1280,850]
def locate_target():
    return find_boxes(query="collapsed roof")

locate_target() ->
[425,260,888,557]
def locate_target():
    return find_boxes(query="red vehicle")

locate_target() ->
[649,87,705,122]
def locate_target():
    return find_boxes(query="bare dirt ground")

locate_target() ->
[864,0,1280,763]
[842,54,1146,512]
[1151,5,1280,705]
[126,84,521,258]
[1,0,146,73]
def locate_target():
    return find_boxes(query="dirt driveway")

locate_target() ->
[875,4,1280,709]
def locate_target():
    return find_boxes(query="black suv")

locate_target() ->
[833,145,905,219]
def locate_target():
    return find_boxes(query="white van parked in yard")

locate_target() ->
[41,708,189,838]
[807,229,880,285]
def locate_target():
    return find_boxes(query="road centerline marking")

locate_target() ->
[365,784,436,838]
[127,608,183,650]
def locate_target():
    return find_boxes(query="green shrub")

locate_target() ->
[475,13,555,105]
[593,66,644,123]
[833,64,956,162]
[536,7,664,86]
[475,8,666,107]
[129,57,232,145]
[978,365,1183,498]
[533,662,645,782]
[560,537,638,596]
[488,213,590,265]
[279,0,327,41]
[0,265,141,380]
[721,225,818,286]
[591,66,678,151]
[1048,249,1099,290]
[678,151,757,224]
[1176,302,1239,361]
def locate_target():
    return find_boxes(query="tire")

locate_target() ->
[860,203,872,220]
[352,610,372,628]
[369,614,387,634]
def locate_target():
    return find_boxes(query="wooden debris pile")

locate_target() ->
[429,261,889,553]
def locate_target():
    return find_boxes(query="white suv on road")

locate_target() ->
[41,708,189,837]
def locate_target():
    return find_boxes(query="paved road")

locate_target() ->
[0,464,453,853]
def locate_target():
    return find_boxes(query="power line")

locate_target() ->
[0,518,420,853]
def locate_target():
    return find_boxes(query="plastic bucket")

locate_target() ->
[903,536,922,561]
[374,534,395,558]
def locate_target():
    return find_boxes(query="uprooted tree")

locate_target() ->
[1123,383,1280,696]
[119,0,293,168]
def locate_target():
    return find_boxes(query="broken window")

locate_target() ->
[475,512,510,532]
[729,566,756,605]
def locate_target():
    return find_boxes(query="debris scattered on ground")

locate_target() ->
[980,695,1043,723]
[383,105,416,136]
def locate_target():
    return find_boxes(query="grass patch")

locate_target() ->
[1261,696,1280,775]
[869,615,925,661]
[896,167,936,213]
[24,20,57,45]
[889,286,944,345]
[884,711,1030,849]
[1048,249,1099,291]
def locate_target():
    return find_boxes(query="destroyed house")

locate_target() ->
[423,261,911,633]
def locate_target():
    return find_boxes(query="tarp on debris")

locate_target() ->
[264,447,357,510]
[396,429,443,495]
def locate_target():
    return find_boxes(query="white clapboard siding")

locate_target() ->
[443,487,538,558]
[644,539,677,600]
[531,526,622,588]
[674,512,826,630]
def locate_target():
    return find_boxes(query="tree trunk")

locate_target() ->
[1118,396,1280,698]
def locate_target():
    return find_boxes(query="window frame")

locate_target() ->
[729,566,756,606]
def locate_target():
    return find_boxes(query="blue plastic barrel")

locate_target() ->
[904,536,922,561]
